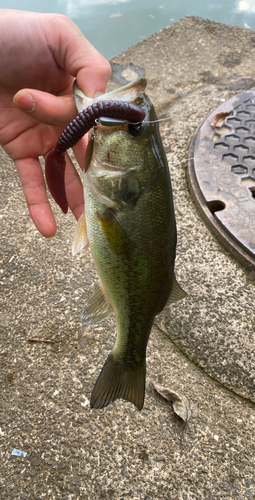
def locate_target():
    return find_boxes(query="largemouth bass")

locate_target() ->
[45,78,186,410]
[72,78,186,410]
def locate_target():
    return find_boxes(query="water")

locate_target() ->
[1,0,255,60]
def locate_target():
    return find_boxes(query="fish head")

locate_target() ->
[77,78,163,208]
[74,77,158,147]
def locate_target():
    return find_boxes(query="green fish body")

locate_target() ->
[72,78,186,410]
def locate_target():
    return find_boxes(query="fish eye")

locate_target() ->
[128,122,143,137]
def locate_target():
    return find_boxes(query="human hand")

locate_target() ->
[0,9,111,236]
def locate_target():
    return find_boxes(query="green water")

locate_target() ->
[1,0,255,59]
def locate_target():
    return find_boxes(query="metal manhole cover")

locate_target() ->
[188,89,255,270]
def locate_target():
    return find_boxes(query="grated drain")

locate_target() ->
[188,89,255,270]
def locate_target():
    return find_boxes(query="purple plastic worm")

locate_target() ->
[45,100,146,213]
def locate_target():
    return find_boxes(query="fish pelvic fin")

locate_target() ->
[90,353,146,411]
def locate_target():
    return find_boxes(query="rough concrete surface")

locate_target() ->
[1,16,255,500]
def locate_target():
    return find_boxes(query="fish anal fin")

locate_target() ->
[167,275,187,305]
[97,208,131,257]
[90,352,145,410]
[81,284,113,326]
[72,213,89,256]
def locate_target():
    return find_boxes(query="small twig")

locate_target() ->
[28,338,55,344]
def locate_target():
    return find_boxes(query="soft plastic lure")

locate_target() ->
[45,100,146,213]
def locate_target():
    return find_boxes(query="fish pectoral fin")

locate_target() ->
[81,284,113,326]
[72,213,89,256]
[90,352,146,411]
[97,208,131,256]
[167,274,187,304]
[118,175,142,207]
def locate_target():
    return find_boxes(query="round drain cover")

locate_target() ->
[188,89,255,269]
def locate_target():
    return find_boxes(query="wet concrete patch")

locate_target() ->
[110,63,145,85]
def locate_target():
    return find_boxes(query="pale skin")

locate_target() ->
[0,9,111,237]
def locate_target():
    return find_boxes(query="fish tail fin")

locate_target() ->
[90,352,145,411]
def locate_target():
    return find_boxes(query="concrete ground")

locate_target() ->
[1,16,255,500]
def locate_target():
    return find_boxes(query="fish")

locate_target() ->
[46,78,186,410]
[72,78,187,410]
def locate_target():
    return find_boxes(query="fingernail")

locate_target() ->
[13,92,36,113]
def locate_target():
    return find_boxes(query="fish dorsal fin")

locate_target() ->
[97,208,131,257]
[81,284,113,326]
[168,275,187,305]
[72,213,89,256]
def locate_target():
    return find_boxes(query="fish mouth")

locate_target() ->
[74,77,147,112]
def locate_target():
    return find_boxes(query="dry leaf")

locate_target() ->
[211,111,232,128]
[109,12,123,18]
[150,380,191,423]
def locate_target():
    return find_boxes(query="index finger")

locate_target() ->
[48,16,111,98]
